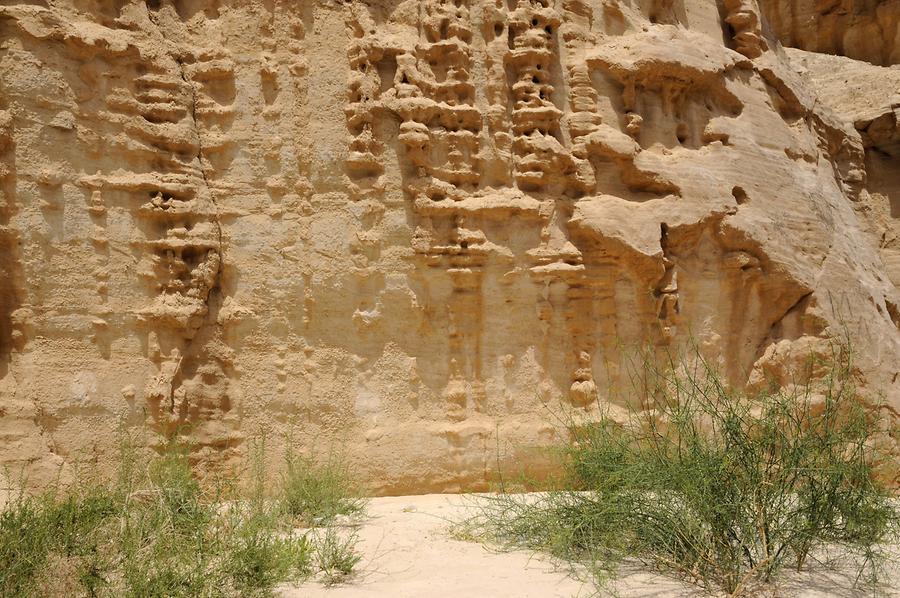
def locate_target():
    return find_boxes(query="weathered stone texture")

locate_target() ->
[759,0,899,65]
[0,0,898,493]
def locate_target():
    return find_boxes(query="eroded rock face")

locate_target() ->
[0,0,898,493]
[784,48,900,292]
[759,0,900,65]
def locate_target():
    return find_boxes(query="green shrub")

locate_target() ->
[471,346,899,595]
[0,486,119,597]
[0,435,362,597]
[0,495,54,596]
[313,527,361,586]
[280,449,365,525]
[222,505,312,596]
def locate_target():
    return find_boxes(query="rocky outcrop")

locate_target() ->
[785,49,900,322]
[758,0,900,65]
[0,0,898,493]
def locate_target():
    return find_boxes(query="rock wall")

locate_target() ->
[0,0,898,493]
[758,0,899,66]
[785,48,900,293]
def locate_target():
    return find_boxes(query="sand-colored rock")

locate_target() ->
[759,0,900,65]
[784,48,900,299]
[0,0,898,494]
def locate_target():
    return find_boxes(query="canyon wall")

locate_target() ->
[758,0,899,66]
[0,0,898,493]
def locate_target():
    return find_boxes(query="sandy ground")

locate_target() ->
[278,493,899,598]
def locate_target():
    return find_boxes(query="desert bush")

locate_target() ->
[470,345,899,595]
[0,476,125,598]
[0,436,362,597]
[280,447,365,526]
[313,527,362,586]
[220,503,313,596]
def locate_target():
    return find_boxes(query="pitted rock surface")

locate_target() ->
[0,0,898,493]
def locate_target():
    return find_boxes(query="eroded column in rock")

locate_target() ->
[559,0,602,195]
[0,109,18,363]
[79,24,239,457]
[724,0,768,59]
[527,215,600,407]
[389,0,482,200]
[346,5,388,184]
[506,0,575,192]
[399,1,488,421]
[479,0,514,187]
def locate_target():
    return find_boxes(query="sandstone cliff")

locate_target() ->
[759,0,899,66]
[0,0,898,493]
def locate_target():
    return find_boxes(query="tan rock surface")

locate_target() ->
[759,0,900,66]
[784,48,900,296]
[0,0,898,493]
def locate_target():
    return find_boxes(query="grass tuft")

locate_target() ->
[0,436,363,597]
[280,449,365,526]
[314,527,362,586]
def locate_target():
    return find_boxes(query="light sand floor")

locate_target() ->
[279,494,898,598]
[280,494,699,597]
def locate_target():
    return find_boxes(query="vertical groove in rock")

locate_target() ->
[0,107,18,373]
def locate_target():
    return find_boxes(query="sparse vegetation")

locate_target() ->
[313,527,362,587]
[0,436,364,597]
[280,448,366,526]
[465,345,900,596]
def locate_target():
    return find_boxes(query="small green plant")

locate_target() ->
[0,484,120,597]
[222,504,313,596]
[225,436,315,595]
[115,441,223,598]
[314,527,361,586]
[0,433,363,597]
[469,345,899,596]
[280,448,365,525]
